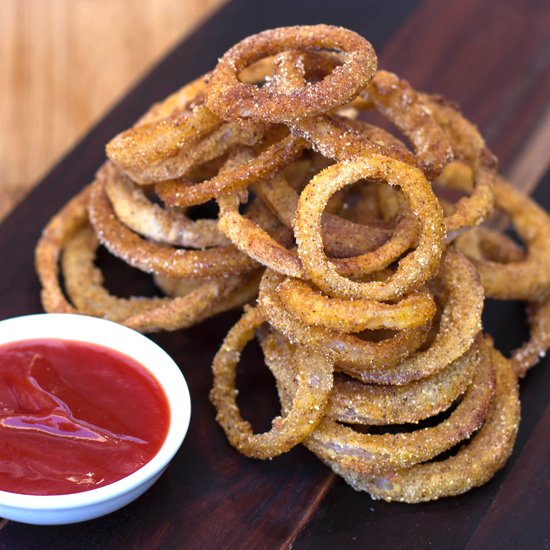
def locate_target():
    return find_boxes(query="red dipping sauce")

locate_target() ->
[0,339,170,496]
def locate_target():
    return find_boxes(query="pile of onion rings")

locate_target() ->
[35,25,550,503]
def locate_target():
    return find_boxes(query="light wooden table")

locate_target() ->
[0,0,225,220]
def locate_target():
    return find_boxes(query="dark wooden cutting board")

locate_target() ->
[0,0,549,548]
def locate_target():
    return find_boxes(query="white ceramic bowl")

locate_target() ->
[0,313,191,525]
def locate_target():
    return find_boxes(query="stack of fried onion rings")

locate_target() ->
[35,25,549,503]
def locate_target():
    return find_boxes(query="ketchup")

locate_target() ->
[0,339,170,495]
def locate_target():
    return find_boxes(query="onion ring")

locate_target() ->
[103,162,228,248]
[217,182,303,278]
[511,297,550,378]
[327,337,483,425]
[276,278,436,332]
[107,103,223,183]
[294,155,446,301]
[422,94,496,232]
[136,118,266,184]
[35,186,92,315]
[61,225,170,321]
[88,174,259,279]
[205,25,377,123]
[341,347,519,503]
[456,179,550,300]
[210,306,333,459]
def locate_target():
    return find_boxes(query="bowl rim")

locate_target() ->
[0,313,191,511]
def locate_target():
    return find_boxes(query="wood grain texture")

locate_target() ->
[0,0,225,220]
[0,0,549,548]
[378,0,550,188]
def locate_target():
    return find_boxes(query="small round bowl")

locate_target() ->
[0,313,191,525]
